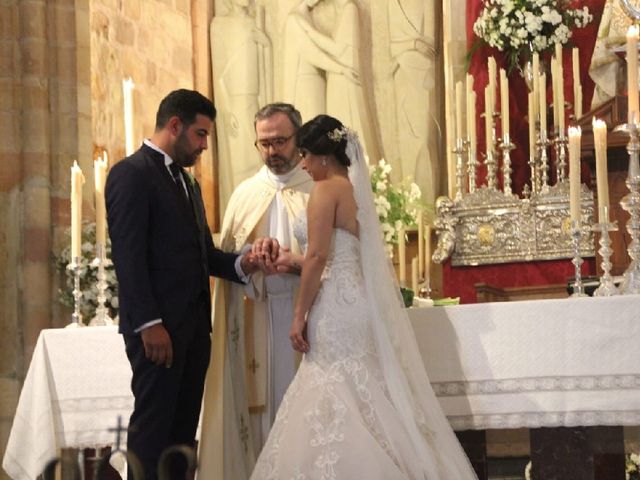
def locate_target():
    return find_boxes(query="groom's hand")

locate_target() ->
[141,323,173,368]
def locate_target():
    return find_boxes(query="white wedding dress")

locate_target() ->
[250,131,477,480]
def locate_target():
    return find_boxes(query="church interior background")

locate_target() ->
[1,0,640,478]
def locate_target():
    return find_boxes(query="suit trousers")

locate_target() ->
[123,293,211,480]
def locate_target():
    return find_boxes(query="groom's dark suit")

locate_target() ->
[106,143,241,479]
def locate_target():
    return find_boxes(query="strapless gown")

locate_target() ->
[250,219,429,480]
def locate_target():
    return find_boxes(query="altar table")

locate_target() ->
[4,295,640,479]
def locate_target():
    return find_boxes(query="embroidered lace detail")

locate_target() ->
[251,216,404,479]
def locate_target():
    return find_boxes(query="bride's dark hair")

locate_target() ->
[296,114,351,167]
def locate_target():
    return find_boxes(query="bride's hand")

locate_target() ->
[273,247,302,274]
[289,315,309,353]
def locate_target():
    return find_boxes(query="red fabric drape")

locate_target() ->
[442,1,604,303]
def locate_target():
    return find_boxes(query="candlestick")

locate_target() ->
[66,256,84,328]
[627,25,639,124]
[90,244,115,326]
[123,77,135,156]
[568,126,582,223]
[94,153,108,246]
[570,220,587,297]
[501,133,515,196]
[592,206,620,296]
[424,225,431,283]
[453,137,466,200]
[71,160,85,259]
[398,225,406,286]
[614,120,640,294]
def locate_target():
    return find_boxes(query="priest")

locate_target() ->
[199,103,313,479]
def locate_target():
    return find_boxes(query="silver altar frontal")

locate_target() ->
[435,183,595,266]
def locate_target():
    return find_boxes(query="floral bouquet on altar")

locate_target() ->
[54,222,119,324]
[472,0,593,72]
[369,158,423,256]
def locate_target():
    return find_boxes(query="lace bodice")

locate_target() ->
[293,215,376,366]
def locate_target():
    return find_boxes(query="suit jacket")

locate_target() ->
[106,143,241,335]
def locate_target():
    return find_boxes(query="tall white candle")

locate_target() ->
[532,52,540,99]
[411,257,419,294]
[593,118,610,221]
[488,57,497,109]
[123,77,135,156]
[456,81,465,140]
[71,160,85,259]
[568,126,582,223]
[551,58,559,128]
[539,73,547,135]
[94,153,108,246]
[500,68,509,137]
[627,25,639,124]
[468,91,477,160]
[556,45,565,133]
[572,48,582,119]
[467,75,476,151]
[485,85,493,155]
[528,92,536,161]
[417,212,424,279]
[398,225,406,285]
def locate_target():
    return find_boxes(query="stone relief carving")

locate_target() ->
[211,0,273,209]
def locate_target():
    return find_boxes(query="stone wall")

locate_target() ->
[0,1,202,478]
[90,0,195,163]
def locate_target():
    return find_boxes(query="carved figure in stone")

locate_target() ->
[388,0,439,204]
[292,0,382,160]
[432,196,457,263]
[589,0,639,108]
[211,0,273,211]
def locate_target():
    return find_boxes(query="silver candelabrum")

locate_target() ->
[592,206,619,296]
[570,220,587,297]
[90,243,115,326]
[615,120,640,294]
[500,134,515,196]
[66,256,83,328]
[553,128,568,184]
[453,137,467,201]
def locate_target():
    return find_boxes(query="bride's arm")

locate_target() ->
[290,183,336,352]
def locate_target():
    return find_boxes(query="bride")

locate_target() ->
[250,114,478,479]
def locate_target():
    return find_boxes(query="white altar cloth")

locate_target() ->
[2,326,132,480]
[4,295,640,479]
[409,294,640,430]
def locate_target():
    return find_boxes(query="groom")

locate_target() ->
[106,89,259,480]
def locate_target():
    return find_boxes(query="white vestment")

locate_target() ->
[198,164,313,480]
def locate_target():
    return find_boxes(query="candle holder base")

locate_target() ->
[620,260,640,294]
[592,219,619,297]
[66,257,84,327]
[89,245,114,326]
[570,222,588,298]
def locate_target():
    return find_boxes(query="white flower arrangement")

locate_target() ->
[369,159,423,256]
[54,222,119,323]
[627,453,640,480]
[472,0,593,71]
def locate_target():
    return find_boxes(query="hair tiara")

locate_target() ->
[327,126,347,142]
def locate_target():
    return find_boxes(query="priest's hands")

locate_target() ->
[141,323,173,368]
